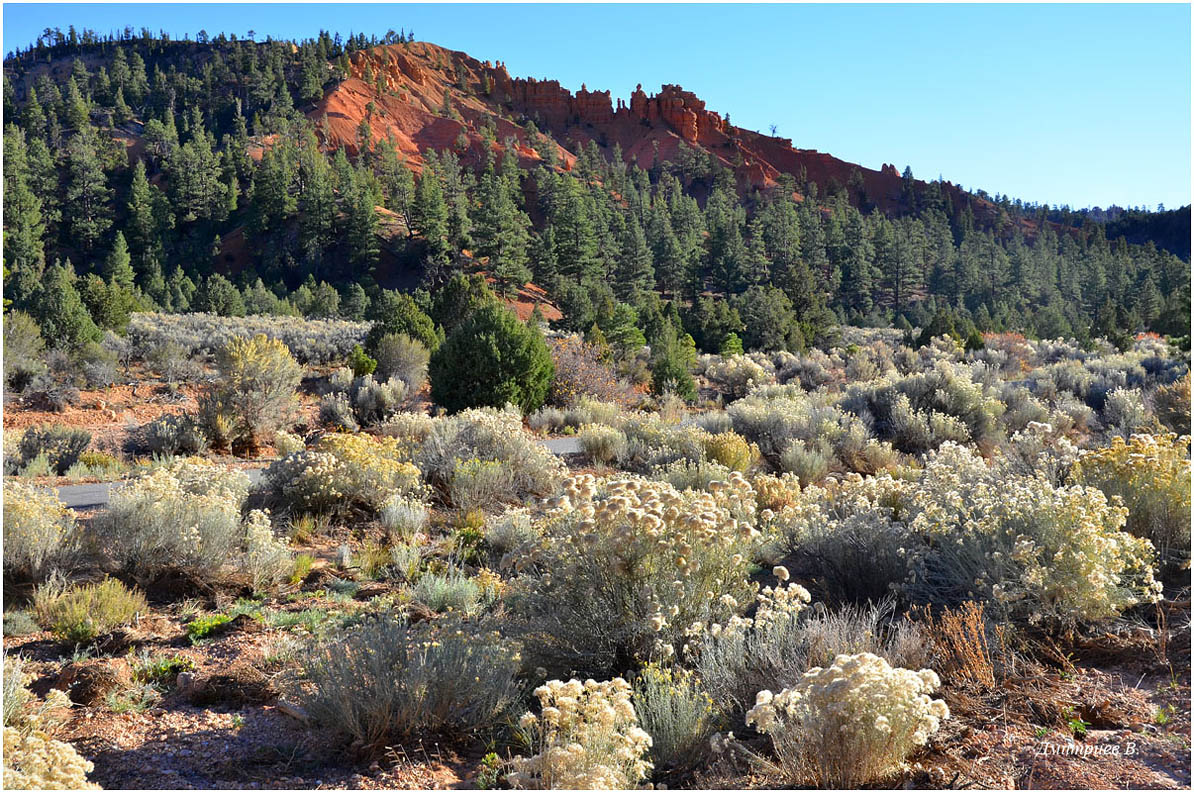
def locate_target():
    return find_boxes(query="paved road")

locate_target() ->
[540,436,583,456]
[56,438,584,510]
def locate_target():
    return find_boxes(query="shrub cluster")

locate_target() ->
[1073,433,1191,573]
[510,473,761,678]
[197,334,302,451]
[264,433,423,515]
[128,311,369,364]
[416,407,564,508]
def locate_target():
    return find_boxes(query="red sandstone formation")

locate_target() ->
[310,41,1016,230]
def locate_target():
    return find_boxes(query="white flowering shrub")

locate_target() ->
[264,433,423,515]
[509,677,652,790]
[273,430,305,456]
[417,407,564,506]
[241,510,292,591]
[702,354,776,400]
[511,473,760,678]
[3,654,98,789]
[745,652,949,787]
[772,473,914,605]
[304,619,520,754]
[3,482,78,580]
[97,459,250,577]
[904,442,1162,625]
[1101,387,1154,438]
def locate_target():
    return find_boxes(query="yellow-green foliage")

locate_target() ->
[2,482,76,579]
[1073,433,1191,570]
[752,472,802,513]
[199,333,302,449]
[264,433,423,514]
[702,431,759,472]
[33,577,148,642]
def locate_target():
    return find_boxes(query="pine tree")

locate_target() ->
[2,125,46,306]
[64,128,112,257]
[473,169,531,296]
[614,212,654,300]
[104,231,134,289]
[28,261,101,347]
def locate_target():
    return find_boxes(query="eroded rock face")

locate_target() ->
[315,41,986,218]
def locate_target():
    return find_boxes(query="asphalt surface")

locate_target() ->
[55,437,585,510]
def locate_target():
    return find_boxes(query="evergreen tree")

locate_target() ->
[614,212,655,300]
[28,261,101,347]
[64,128,113,257]
[473,169,532,296]
[104,231,134,289]
[2,126,46,306]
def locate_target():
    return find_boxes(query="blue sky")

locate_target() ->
[5,3,1190,210]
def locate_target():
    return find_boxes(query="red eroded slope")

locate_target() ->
[310,41,1015,230]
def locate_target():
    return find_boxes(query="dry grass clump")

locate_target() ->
[919,602,997,689]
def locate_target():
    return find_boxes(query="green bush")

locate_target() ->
[16,425,91,476]
[33,577,147,642]
[365,291,441,354]
[3,310,46,390]
[429,305,554,414]
[347,344,377,377]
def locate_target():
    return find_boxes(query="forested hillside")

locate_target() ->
[3,27,1189,362]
